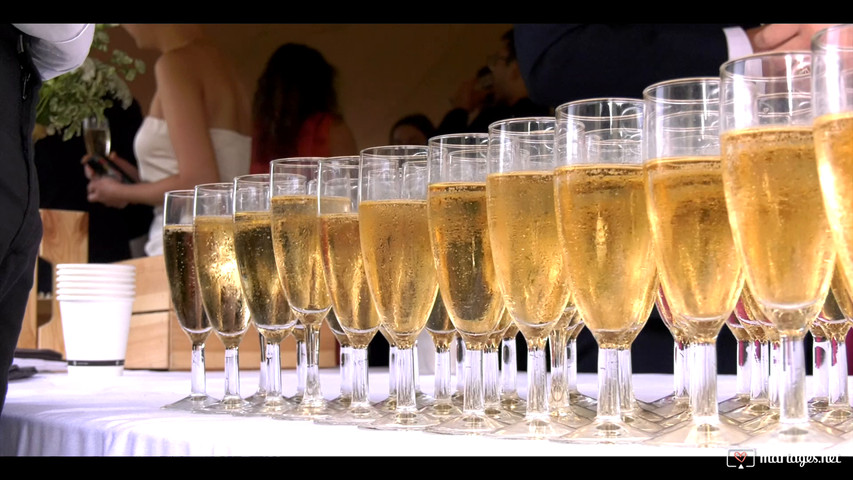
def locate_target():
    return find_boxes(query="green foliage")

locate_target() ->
[35,24,146,141]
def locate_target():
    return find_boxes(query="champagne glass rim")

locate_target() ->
[234,173,270,184]
[720,50,812,78]
[642,77,720,103]
[556,97,644,121]
[195,182,232,193]
[812,23,853,51]
[164,189,194,198]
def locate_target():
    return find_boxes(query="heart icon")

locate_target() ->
[733,452,747,463]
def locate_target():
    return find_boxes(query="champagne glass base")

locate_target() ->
[552,416,651,444]
[812,407,853,427]
[327,395,353,411]
[648,395,690,419]
[359,409,440,431]
[373,396,397,412]
[657,409,692,429]
[718,394,751,414]
[488,415,573,440]
[723,402,773,424]
[739,410,778,433]
[569,392,597,411]
[741,420,843,452]
[196,397,252,415]
[420,401,463,418]
[313,405,387,426]
[244,390,267,405]
[485,405,524,425]
[622,411,663,434]
[830,417,853,434]
[550,406,594,428]
[232,397,294,417]
[161,394,220,412]
[647,416,750,447]
[500,394,527,414]
[425,412,506,435]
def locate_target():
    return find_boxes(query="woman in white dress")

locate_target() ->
[85,24,252,256]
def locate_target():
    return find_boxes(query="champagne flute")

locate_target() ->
[719,311,752,414]
[358,146,440,430]
[721,51,839,449]
[566,316,596,411]
[194,182,253,414]
[161,190,218,411]
[549,306,594,427]
[484,306,523,424]
[232,173,297,417]
[648,286,691,420]
[811,264,853,430]
[641,78,748,447]
[325,309,354,411]
[424,135,505,435]
[316,156,385,425]
[553,100,658,444]
[486,117,574,440]
[422,293,461,418]
[809,319,830,414]
[270,157,346,418]
[83,115,111,160]
[373,324,398,412]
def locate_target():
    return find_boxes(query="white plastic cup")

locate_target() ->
[57,295,135,378]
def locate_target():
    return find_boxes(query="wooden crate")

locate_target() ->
[118,255,339,371]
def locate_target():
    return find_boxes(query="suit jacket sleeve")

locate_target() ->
[514,24,747,108]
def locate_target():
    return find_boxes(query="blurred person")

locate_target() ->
[36,95,152,267]
[250,42,357,174]
[84,24,252,256]
[1,23,94,415]
[514,23,837,108]
[389,113,436,145]
[436,29,549,136]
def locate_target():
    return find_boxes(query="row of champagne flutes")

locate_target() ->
[153,24,853,449]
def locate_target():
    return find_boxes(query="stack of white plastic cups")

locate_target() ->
[55,263,137,378]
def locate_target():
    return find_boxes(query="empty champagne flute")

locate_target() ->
[161,190,218,411]
[232,173,297,417]
[359,146,440,430]
[721,51,839,449]
[194,182,253,414]
[553,100,658,444]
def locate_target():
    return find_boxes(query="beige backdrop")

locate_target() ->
[107,24,513,150]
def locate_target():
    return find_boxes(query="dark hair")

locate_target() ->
[389,114,436,143]
[501,28,516,62]
[253,43,339,157]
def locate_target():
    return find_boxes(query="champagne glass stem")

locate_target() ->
[456,337,465,394]
[257,333,268,395]
[396,346,417,412]
[770,341,781,407]
[735,339,750,398]
[828,338,848,407]
[463,347,486,413]
[617,349,636,412]
[526,342,549,418]
[779,335,807,425]
[302,323,324,406]
[549,328,569,408]
[434,346,452,405]
[296,339,306,397]
[596,348,621,420]
[812,335,829,402]
[501,338,518,395]
[484,347,500,408]
[339,345,353,400]
[751,340,769,402]
[567,338,579,395]
[351,346,371,408]
[690,342,719,422]
[265,340,282,398]
[223,346,242,403]
[190,342,207,398]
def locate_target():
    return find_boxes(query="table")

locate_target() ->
[2,360,852,457]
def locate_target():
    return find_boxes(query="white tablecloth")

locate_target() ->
[2,361,852,457]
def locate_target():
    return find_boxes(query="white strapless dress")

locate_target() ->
[134,116,251,256]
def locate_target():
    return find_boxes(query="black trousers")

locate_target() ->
[0,24,44,415]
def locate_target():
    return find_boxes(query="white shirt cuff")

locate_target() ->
[724,26,753,61]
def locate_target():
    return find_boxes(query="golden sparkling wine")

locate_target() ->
[815,112,853,303]
[725,311,751,343]
[270,195,350,326]
[721,126,835,336]
[485,306,513,350]
[319,212,380,349]
[193,215,252,348]
[486,172,571,345]
[740,283,780,343]
[325,310,351,347]
[644,157,743,343]
[428,182,502,349]
[817,264,853,341]
[502,321,519,341]
[359,200,438,349]
[163,224,211,345]
[555,165,657,350]
[426,294,456,351]
[233,211,294,344]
